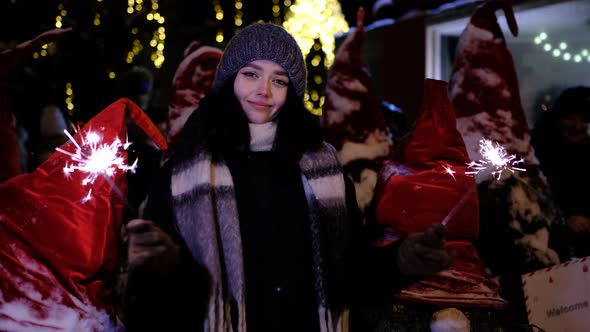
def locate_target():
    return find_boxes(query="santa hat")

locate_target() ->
[167,42,222,150]
[374,79,506,308]
[448,0,537,169]
[0,98,166,330]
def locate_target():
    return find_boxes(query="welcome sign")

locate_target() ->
[522,257,590,331]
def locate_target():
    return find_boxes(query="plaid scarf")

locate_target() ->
[170,142,350,332]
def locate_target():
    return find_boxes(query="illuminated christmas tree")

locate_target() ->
[283,0,349,115]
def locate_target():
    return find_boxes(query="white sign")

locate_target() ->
[522,257,590,332]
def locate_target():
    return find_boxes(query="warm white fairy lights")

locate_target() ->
[282,0,349,67]
[213,0,224,43]
[272,0,282,25]
[534,32,589,64]
[55,3,66,28]
[33,42,53,60]
[65,82,74,116]
[234,0,244,33]
[126,0,166,68]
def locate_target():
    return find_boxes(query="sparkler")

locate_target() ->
[56,129,137,202]
[466,138,526,180]
[440,186,475,226]
[442,164,457,180]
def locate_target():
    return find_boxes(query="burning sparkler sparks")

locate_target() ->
[442,164,457,180]
[56,129,137,202]
[466,138,525,180]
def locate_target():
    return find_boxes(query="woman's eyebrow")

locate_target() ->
[242,63,288,77]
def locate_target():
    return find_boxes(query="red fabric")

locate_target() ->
[376,79,478,241]
[448,0,536,164]
[0,98,166,329]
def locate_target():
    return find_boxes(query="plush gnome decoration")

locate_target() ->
[448,0,568,276]
[0,27,72,181]
[0,98,167,331]
[375,79,507,308]
[448,0,528,165]
[321,7,392,212]
[166,41,221,155]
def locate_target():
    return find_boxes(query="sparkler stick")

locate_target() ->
[440,185,476,226]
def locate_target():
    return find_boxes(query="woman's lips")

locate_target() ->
[248,100,271,110]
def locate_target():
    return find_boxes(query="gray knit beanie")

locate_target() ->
[213,23,307,100]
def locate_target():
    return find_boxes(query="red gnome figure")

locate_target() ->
[375,79,507,308]
[448,0,569,276]
[0,98,166,331]
[448,1,570,323]
[166,42,222,157]
[322,7,392,214]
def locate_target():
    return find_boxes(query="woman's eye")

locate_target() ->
[241,71,256,78]
[274,79,288,86]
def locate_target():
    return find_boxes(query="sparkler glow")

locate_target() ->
[442,164,457,180]
[466,138,526,180]
[56,129,137,201]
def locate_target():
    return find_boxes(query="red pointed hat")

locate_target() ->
[0,98,166,329]
[321,7,390,159]
[376,79,478,241]
[449,0,537,165]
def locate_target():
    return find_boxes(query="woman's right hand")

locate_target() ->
[126,219,181,273]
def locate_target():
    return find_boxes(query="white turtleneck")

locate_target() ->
[249,121,277,152]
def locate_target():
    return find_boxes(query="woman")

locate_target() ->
[124,23,453,332]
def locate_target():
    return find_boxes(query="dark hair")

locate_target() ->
[118,66,154,97]
[173,75,322,164]
[552,86,590,120]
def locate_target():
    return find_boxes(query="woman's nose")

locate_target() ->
[256,79,270,96]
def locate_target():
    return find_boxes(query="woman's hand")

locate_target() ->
[396,224,455,276]
[126,219,181,274]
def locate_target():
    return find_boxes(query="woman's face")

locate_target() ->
[233,60,289,124]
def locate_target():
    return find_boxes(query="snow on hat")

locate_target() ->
[213,23,307,100]
[0,98,166,329]
[448,0,538,169]
[167,41,222,147]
